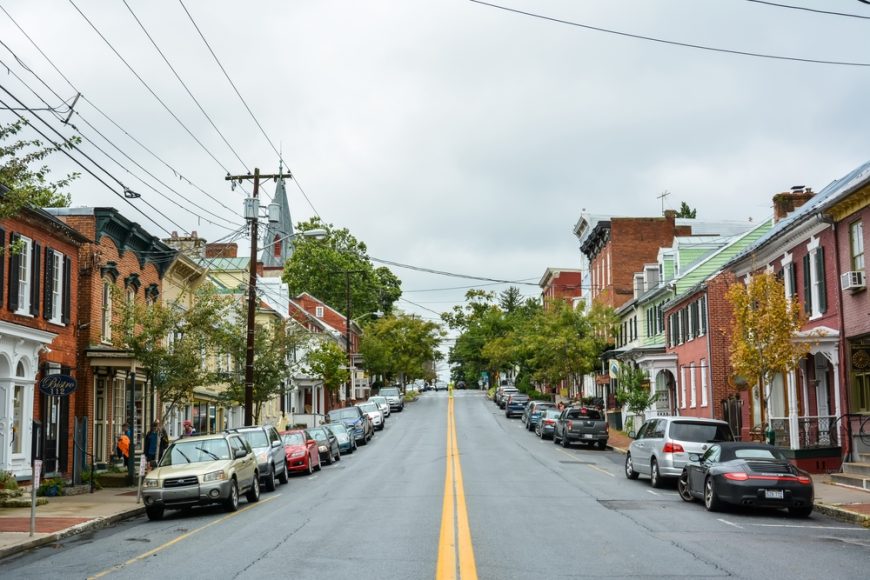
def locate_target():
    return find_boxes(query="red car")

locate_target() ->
[280,429,321,475]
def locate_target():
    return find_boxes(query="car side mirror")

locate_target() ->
[272,440,281,448]
[234,449,247,459]
[628,431,636,439]
[688,453,701,463]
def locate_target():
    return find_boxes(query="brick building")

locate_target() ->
[0,193,88,481]
[539,268,582,308]
[46,207,176,467]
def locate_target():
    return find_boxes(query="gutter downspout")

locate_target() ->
[827,215,848,457]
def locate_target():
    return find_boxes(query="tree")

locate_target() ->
[358,313,444,387]
[614,363,657,425]
[727,272,808,425]
[1,120,77,218]
[282,218,402,317]
[113,284,232,421]
[306,339,350,392]
[675,201,697,218]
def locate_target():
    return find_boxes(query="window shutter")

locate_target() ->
[788,263,797,298]
[802,253,812,314]
[30,240,41,317]
[817,247,827,313]
[0,228,5,308]
[44,247,54,320]
[62,255,71,324]
[8,232,20,312]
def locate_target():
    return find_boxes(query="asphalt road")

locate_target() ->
[1,391,868,580]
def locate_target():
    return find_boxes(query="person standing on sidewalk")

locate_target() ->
[144,422,159,465]
[116,430,130,467]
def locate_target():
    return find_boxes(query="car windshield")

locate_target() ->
[309,429,328,442]
[326,424,347,434]
[236,430,269,449]
[329,408,360,420]
[731,447,786,461]
[380,388,400,397]
[566,408,602,420]
[543,410,561,419]
[511,396,529,403]
[370,397,386,404]
[282,432,305,446]
[160,439,230,466]
[358,403,378,413]
[669,422,733,443]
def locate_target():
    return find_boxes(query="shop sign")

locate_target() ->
[38,374,78,397]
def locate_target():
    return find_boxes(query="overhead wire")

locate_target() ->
[370,256,539,285]
[741,0,870,20]
[0,5,243,218]
[468,0,870,67]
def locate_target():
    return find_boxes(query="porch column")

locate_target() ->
[787,369,799,449]
[831,357,842,421]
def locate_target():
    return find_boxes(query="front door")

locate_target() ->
[40,394,68,475]
[94,377,108,463]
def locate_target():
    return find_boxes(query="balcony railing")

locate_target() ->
[767,415,838,448]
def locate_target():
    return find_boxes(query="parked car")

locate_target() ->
[324,422,356,455]
[625,416,734,488]
[535,409,561,439]
[523,401,555,431]
[678,442,813,517]
[142,432,259,520]
[280,429,321,475]
[505,393,530,418]
[497,387,519,408]
[308,426,341,465]
[379,386,405,412]
[553,406,609,449]
[368,395,391,418]
[227,425,289,491]
[357,402,385,430]
[328,406,374,445]
[435,381,448,391]
[494,386,517,406]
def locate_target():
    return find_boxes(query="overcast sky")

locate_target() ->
[3,0,870,374]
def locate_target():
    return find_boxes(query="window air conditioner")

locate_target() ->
[840,270,866,292]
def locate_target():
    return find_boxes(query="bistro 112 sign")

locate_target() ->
[39,374,77,397]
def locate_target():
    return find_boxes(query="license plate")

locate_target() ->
[764,489,784,500]
[583,434,593,439]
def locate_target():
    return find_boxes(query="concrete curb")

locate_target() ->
[0,505,145,561]
[813,502,870,527]
[607,445,628,455]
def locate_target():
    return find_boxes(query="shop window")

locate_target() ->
[102,280,113,342]
[850,220,864,271]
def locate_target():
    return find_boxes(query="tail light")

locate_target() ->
[604,423,609,432]
[796,475,812,485]
[662,442,685,453]
[567,420,574,430]
[544,419,554,425]
[723,472,749,481]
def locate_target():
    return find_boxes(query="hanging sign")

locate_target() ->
[39,374,78,397]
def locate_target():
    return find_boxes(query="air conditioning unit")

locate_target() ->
[840,270,866,292]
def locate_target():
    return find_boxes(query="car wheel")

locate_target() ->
[265,464,277,492]
[704,477,721,512]
[650,459,664,489]
[224,479,240,512]
[596,440,607,450]
[325,451,334,465]
[246,474,260,503]
[677,470,693,502]
[561,435,570,448]
[314,458,322,472]
[625,453,639,480]
[306,459,313,475]
[788,505,813,518]
[359,436,367,446]
[334,448,341,462]
[145,505,164,521]
[553,433,560,445]
[278,462,289,485]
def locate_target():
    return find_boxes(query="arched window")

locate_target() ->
[102,280,113,342]
[273,234,282,258]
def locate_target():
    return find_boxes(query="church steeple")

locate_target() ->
[260,163,295,268]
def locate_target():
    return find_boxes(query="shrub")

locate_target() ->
[80,469,103,490]
[0,470,18,491]
[36,477,64,497]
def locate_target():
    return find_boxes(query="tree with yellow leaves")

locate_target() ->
[727,272,808,425]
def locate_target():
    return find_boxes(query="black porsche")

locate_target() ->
[678,442,814,517]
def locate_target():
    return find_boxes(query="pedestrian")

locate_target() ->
[180,419,196,438]
[116,429,130,467]
[144,421,159,463]
[158,422,170,459]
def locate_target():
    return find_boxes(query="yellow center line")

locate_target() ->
[89,493,281,579]
[436,394,478,580]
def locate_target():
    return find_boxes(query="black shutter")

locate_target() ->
[0,228,5,308]
[789,263,798,299]
[8,232,20,312]
[43,248,54,320]
[61,255,71,325]
[802,253,812,314]
[817,247,827,314]
[30,240,41,317]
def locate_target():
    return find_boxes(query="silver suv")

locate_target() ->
[625,416,733,488]
[227,425,289,491]
[379,386,404,412]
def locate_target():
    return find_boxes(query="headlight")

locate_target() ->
[257,451,268,463]
[144,478,160,488]
[318,445,328,453]
[290,450,306,458]
[202,470,227,482]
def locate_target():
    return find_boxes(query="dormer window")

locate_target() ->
[315,306,324,318]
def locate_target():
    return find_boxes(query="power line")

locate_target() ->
[0,5,243,218]
[177,0,321,219]
[370,256,540,285]
[404,278,538,293]
[468,0,870,67]
[742,0,870,20]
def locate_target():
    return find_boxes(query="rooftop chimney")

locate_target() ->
[205,242,238,258]
[773,186,814,222]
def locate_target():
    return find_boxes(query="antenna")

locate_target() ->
[657,190,671,215]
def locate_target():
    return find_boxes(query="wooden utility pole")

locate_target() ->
[226,168,285,426]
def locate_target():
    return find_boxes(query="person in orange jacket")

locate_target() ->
[116,428,130,467]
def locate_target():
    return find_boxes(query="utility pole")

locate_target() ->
[337,270,365,403]
[226,168,285,426]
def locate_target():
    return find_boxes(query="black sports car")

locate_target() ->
[678,442,814,517]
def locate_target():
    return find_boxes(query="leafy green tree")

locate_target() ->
[676,201,697,218]
[282,218,402,317]
[1,120,77,218]
[359,313,444,387]
[614,363,657,423]
[306,339,350,392]
[113,284,232,421]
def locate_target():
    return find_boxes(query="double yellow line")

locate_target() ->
[435,395,477,580]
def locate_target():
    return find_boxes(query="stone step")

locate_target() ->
[859,453,870,463]
[843,462,870,476]
[0,496,49,508]
[830,472,870,492]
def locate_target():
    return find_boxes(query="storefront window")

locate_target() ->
[12,385,24,454]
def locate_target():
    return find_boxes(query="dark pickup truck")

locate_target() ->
[553,407,608,449]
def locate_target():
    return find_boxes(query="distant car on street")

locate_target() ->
[226,425,289,491]
[357,402,385,431]
[535,409,561,440]
[368,395,391,418]
[328,406,374,445]
[378,386,405,412]
[280,429,321,475]
[553,406,609,449]
[505,393,530,418]
[308,426,341,465]
[324,422,356,455]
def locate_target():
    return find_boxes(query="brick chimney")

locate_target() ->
[205,242,238,258]
[773,186,814,222]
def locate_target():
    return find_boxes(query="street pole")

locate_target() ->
[337,270,365,404]
[226,168,288,426]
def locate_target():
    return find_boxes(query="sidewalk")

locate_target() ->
[606,430,870,527]
[0,487,145,560]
